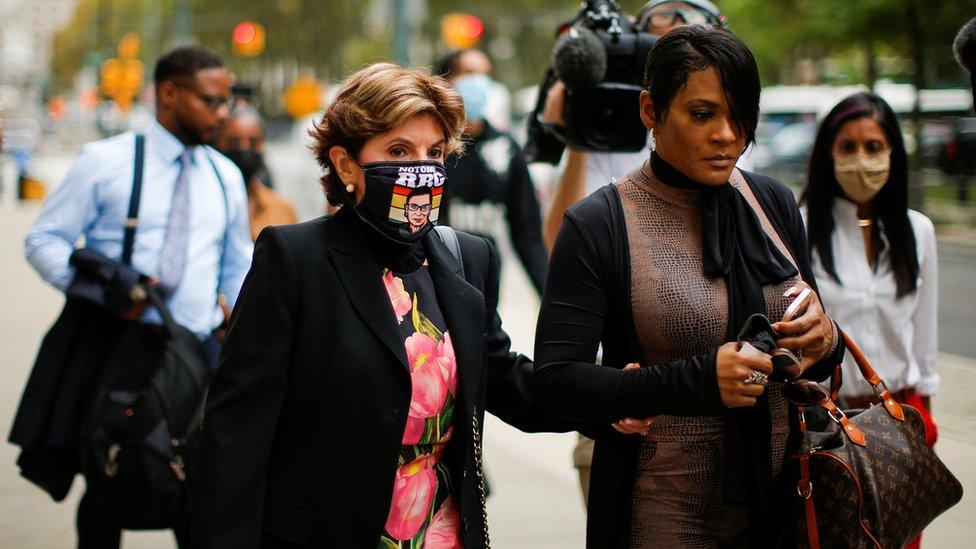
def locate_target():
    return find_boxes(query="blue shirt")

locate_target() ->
[25,120,254,336]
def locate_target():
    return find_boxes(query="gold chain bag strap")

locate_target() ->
[471,410,490,548]
[782,334,963,548]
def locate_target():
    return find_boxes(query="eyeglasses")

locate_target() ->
[406,203,432,213]
[642,8,710,29]
[176,83,236,113]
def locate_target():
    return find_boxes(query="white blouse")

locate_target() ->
[802,200,939,397]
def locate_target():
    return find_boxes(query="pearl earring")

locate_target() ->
[345,183,355,193]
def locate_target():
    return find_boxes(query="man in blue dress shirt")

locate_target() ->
[24,46,253,549]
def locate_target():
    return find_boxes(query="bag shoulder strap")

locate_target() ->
[434,225,464,279]
[121,134,145,266]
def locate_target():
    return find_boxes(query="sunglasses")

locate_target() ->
[771,348,831,407]
[176,83,236,113]
[643,8,710,29]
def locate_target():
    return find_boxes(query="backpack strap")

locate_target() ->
[121,134,145,266]
[434,225,464,279]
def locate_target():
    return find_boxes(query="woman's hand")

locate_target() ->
[611,363,657,436]
[716,342,772,407]
[773,282,835,372]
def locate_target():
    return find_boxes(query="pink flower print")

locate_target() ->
[437,332,458,397]
[405,333,448,418]
[384,455,437,540]
[423,496,463,548]
[403,415,426,445]
[383,271,412,324]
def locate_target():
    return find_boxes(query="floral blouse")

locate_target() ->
[379,267,463,549]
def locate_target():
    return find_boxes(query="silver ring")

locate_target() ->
[744,371,769,386]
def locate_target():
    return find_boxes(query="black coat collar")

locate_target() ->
[327,208,409,370]
[327,208,485,414]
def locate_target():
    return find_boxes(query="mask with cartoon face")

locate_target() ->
[346,161,448,244]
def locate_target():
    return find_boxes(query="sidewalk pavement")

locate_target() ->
[1,150,974,547]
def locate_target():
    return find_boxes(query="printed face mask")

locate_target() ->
[454,74,492,123]
[347,161,448,244]
[833,150,891,204]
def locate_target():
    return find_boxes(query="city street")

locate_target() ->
[1,145,974,547]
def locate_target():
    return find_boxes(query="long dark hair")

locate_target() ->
[800,92,918,297]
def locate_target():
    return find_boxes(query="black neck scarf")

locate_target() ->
[651,152,797,514]
[341,193,426,274]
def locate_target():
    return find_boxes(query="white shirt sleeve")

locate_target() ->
[24,145,105,291]
[911,212,939,396]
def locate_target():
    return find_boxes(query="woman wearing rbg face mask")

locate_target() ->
[192,63,639,549]
[800,92,939,549]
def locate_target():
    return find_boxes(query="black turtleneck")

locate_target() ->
[651,151,702,190]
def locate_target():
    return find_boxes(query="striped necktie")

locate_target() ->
[158,148,192,295]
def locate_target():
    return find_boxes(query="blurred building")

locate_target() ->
[0,0,78,112]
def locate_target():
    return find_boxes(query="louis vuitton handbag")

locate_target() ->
[780,334,963,548]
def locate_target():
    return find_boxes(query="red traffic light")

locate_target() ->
[442,13,484,49]
[232,21,266,57]
[233,22,258,45]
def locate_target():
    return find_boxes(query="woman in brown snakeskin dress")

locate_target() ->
[534,26,846,548]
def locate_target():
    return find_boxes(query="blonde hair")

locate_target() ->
[311,62,466,205]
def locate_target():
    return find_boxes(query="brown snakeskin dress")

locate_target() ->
[617,161,803,548]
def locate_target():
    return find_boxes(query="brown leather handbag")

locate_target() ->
[782,334,963,548]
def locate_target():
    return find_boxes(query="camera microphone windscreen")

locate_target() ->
[954,18,976,109]
[954,18,976,73]
[553,26,607,89]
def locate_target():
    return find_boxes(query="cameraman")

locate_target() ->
[542,0,725,248]
[539,0,725,506]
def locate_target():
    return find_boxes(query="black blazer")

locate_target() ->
[193,207,556,549]
[534,173,845,549]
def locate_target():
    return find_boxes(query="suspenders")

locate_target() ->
[120,133,230,284]
[121,134,145,266]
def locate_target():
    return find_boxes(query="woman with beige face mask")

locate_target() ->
[800,91,939,549]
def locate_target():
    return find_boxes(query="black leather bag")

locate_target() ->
[781,334,963,548]
[80,288,210,529]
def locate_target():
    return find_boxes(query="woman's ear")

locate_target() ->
[328,145,356,185]
[639,90,656,132]
[328,145,365,201]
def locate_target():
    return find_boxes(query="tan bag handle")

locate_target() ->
[828,333,905,421]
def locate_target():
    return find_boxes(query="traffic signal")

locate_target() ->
[441,13,484,49]
[232,21,266,57]
[283,76,322,120]
[100,34,144,112]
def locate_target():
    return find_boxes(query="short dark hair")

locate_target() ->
[154,46,224,86]
[643,25,760,147]
[800,92,919,297]
[406,186,433,201]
